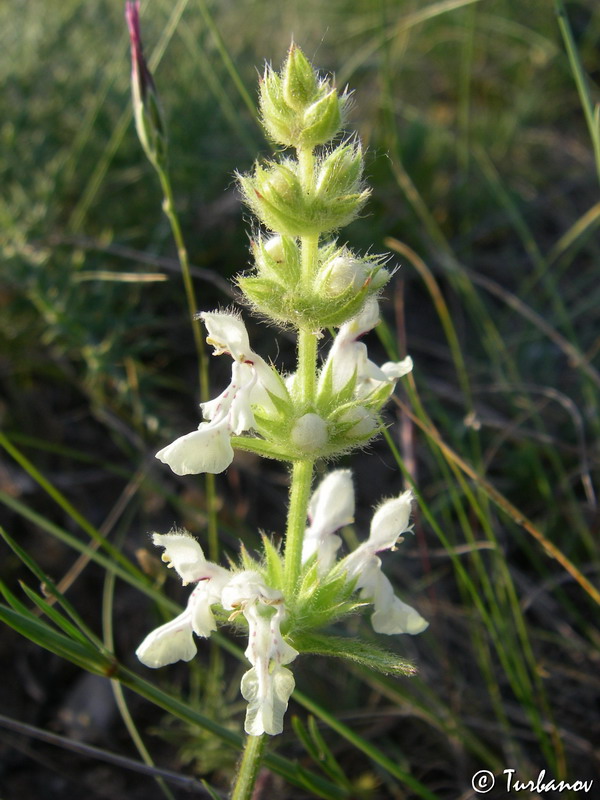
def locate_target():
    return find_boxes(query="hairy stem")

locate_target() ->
[283,459,315,595]
[282,144,321,596]
[230,734,266,800]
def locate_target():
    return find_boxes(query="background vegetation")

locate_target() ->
[1,0,599,797]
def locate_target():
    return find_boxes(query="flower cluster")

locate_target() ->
[156,300,412,475]
[137,532,297,736]
[134,40,428,743]
[137,472,427,735]
[155,311,286,475]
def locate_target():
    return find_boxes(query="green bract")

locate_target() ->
[237,238,390,329]
[259,43,346,149]
[238,150,368,237]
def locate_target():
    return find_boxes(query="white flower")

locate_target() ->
[136,540,298,737]
[136,532,230,668]
[320,299,413,399]
[302,470,355,573]
[340,491,428,635]
[156,311,284,475]
[221,571,298,736]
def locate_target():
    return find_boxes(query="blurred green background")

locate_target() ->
[1,0,599,798]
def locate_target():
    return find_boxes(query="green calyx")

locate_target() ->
[226,541,416,679]
[233,379,386,465]
[238,144,368,238]
[237,237,389,329]
[260,44,346,149]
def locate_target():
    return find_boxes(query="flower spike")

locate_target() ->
[134,43,429,750]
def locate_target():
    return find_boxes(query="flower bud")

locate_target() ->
[253,235,301,282]
[317,255,368,296]
[339,406,377,438]
[299,89,343,149]
[126,1,168,169]
[316,143,363,199]
[264,235,285,263]
[260,44,345,149]
[282,44,318,112]
[259,67,297,147]
[291,413,329,452]
[239,162,306,236]
[238,235,302,315]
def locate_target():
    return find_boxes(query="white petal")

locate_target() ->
[381,356,413,380]
[342,298,380,340]
[357,559,428,636]
[308,470,355,529]
[152,531,208,583]
[368,491,413,551]
[242,603,298,667]
[200,361,256,433]
[332,341,365,393]
[189,569,232,637]
[156,422,234,475]
[241,665,295,736]
[303,470,354,568]
[189,584,218,637]
[200,311,251,361]
[251,356,288,409]
[305,533,342,576]
[371,595,429,635]
[136,609,196,668]
[220,570,282,611]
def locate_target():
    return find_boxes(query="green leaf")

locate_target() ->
[290,631,417,677]
[307,716,351,786]
[0,498,177,615]
[0,603,114,676]
[261,534,284,590]
[0,580,30,615]
[201,780,223,800]
[0,526,103,648]
[19,582,93,649]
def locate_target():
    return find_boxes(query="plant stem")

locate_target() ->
[297,326,318,402]
[230,734,266,800]
[283,459,315,595]
[158,170,207,393]
[282,144,321,596]
[156,168,219,561]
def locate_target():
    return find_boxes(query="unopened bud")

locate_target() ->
[126,1,168,169]
[249,235,301,283]
[282,44,318,112]
[264,236,285,263]
[260,44,345,149]
[340,406,377,438]
[316,143,363,199]
[299,89,343,148]
[318,255,368,296]
[291,413,328,452]
[259,67,296,147]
